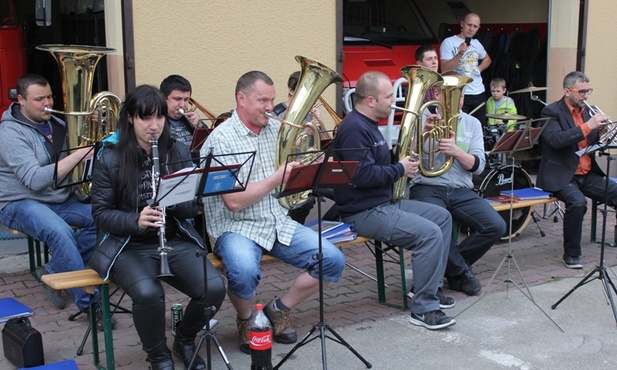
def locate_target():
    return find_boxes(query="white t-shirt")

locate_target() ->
[440,35,488,95]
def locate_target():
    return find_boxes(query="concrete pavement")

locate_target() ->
[1,200,617,369]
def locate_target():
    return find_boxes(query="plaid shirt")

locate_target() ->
[202,110,297,250]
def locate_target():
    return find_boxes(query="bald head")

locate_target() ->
[355,71,391,103]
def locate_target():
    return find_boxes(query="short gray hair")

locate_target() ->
[563,71,589,88]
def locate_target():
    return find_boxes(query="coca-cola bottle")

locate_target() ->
[250,303,273,370]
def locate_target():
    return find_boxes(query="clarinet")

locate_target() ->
[150,134,173,277]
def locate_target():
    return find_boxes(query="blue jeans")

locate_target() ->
[0,195,97,310]
[409,185,506,276]
[214,224,345,301]
[343,200,451,314]
[556,173,617,257]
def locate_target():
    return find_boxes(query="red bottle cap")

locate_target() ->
[255,303,263,310]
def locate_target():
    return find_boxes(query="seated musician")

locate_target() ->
[333,71,455,330]
[409,76,506,297]
[0,73,97,312]
[201,70,345,353]
[160,74,205,153]
[536,71,617,269]
[90,85,225,370]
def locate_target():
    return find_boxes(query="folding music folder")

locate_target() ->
[491,118,547,154]
[277,160,359,198]
[189,127,213,153]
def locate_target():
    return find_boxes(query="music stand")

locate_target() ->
[171,148,255,370]
[552,128,617,325]
[456,119,563,331]
[274,148,371,370]
[53,144,97,189]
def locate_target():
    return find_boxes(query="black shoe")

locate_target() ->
[35,266,65,309]
[407,288,455,309]
[447,269,481,296]
[173,336,206,370]
[562,254,583,269]
[147,351,174,370]
[409,309,456,330]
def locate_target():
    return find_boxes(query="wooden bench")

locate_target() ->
[41,269,114,370]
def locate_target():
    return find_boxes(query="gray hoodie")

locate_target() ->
[0,103,70,211]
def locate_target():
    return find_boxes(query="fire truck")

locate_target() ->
[0,0,27,114]
[342,0,438,90]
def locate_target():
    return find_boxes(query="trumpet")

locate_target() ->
[150,134,173,278]
[584,101,617,144]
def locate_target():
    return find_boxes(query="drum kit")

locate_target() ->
[476,86,549,239]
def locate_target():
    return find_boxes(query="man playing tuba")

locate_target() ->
[0,74,98,312]
[409,75,505,297]
[333,71,456,330]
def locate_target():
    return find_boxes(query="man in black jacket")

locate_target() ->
[536,71,617,269]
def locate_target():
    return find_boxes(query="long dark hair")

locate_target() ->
[116,85,171,206]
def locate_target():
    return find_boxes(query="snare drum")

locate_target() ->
[474,164,533,239]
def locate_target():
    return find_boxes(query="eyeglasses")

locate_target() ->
[568,88,593,96]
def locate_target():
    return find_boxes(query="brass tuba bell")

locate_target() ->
[274,56,343,209]
[36,44,121,200]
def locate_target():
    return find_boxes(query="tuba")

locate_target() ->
[392,67,472,200]
[36,44,121,199]
[273,56,343,209]
[392,66,443,200]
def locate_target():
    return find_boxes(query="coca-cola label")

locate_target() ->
[249,329,272,350]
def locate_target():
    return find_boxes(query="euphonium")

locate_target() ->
[273,56,343,209]
[392,66,443,200]
[36,44,121,199]
[420,72,472,176]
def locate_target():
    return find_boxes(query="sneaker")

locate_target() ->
[35,266,65,309]
[409,309,456,330]
[563,254,583,269]
[447,269,481,296]
[236,316,251,354]
[264,300,297,344]
[407,288,455,309]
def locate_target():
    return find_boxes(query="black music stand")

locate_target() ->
[155,149,254,370]
[456,119,563,331]
[191,148,255,370]
[274,148,371,370]
[552,128,617,325]
[53,144,97,189]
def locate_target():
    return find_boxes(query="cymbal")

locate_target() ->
[510,86,549,94]
[486,113,527,120]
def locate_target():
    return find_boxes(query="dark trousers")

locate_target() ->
[555,172,617,257]
[463,93,487,126]
[110,236,226,356]
[409,184,506,277]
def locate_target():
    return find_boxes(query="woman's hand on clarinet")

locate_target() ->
[139,205,163,229]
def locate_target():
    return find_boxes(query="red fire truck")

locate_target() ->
[342,0,438,90]
[0,0,27,114]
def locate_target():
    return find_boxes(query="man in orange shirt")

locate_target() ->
[536,71,616,269]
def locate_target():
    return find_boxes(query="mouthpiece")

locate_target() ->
[264,111,276,119]
[390,104,420,117]
[178,108,186,116]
